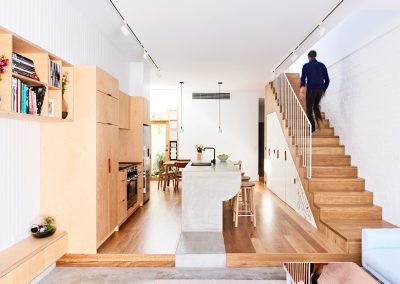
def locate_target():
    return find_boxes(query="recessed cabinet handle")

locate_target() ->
[108,158,111,173]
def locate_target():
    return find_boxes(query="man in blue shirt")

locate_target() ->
[300,50,330,132]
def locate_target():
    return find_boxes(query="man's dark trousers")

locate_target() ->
[306,88,324,132]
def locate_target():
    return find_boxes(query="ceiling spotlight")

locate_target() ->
[290,52,298,62]
[317,24,326,37]
[120,22,130,36]
[143,50,149,59]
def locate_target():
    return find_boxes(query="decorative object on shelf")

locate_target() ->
[0,54,9,81]
[31,216,56,238]
[217,153,229,162]
[11,52,41,81]
[216,82,223,134]
[179,81,184,134]
[47,98,55,117]
[195,144,204,160]
[61,72,69,119]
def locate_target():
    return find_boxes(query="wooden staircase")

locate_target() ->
[269,73,395,259]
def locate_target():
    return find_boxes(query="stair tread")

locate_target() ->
[309,177,364,181]
[317,204,381,209]
[312,145,344,148]
[313,154,350,157]
[313,190,371,194]
[312,166,357,169]
[313,135,339,138]
[321,219,396,241]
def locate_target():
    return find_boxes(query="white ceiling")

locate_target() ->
[70,0,400,93]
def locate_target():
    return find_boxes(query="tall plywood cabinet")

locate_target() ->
[41,66,119,253]
[119,96,150,162]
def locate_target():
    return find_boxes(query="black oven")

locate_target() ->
[127,165,138,209]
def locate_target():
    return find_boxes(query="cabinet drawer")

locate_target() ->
[97,91,119,125]
[96,68,118,98]
[118,179,127,224]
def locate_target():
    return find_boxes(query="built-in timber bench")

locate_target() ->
[0,230,67,283]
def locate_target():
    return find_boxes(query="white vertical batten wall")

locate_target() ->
[0,119,40,251]
[0,0,132,251]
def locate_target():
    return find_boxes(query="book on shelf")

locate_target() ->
[11,52,40,81]
[49,59,61,88]
[11,77,46,115]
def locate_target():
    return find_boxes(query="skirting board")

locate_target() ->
[56,253,359,268]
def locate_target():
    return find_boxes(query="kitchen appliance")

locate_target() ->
[143,125,151,203]
[126,165,138,209]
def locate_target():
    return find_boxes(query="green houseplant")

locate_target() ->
[195,144,204,160]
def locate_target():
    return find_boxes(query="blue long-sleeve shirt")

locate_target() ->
[300,59,330,91]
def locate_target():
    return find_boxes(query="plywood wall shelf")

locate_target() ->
[12,73,48,87]
[0,110,71,122]
[0,25,73,122]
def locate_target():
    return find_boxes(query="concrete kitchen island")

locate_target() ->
[176,160,241,267]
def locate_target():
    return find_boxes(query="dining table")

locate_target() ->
[163,160,190,191]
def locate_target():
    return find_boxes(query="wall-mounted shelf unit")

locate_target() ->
[0,26,73,122]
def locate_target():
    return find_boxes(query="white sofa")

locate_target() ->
[362,228,400,284]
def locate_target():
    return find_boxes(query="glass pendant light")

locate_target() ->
[179,82,184,134]
[216,82,223,134]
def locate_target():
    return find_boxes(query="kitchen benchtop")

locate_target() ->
[118,162,142,171]
[182,160,239,173]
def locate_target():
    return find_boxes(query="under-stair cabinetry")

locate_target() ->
[41,66,119,253]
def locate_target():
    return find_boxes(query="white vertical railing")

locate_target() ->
[284,262,312,284]
[273,73,312,178]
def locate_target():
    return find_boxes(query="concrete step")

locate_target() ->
[175,232,226,268]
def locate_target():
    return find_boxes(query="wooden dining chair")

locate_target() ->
[173,161,189,191]
[157,160,167,190]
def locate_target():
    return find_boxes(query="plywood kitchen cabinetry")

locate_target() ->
[118,91,130,129]
[119,96,150,163]
[41,66,119,253]
[117,170,128,225]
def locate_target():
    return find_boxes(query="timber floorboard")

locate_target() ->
[98,181,344,257]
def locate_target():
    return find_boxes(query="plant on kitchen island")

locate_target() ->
[195,144,204,153]
[195,144,204,160]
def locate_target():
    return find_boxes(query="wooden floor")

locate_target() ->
[99,181,344,256]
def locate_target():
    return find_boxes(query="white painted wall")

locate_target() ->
[130,62,151,99]
[179,90,260,180]
[0,0,134,251]
[287,11,400,226]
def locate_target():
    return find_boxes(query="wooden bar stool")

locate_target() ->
[233,181,256,227]
[242,176,250,182]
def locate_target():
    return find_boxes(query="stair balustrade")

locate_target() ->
[273,73,312,178]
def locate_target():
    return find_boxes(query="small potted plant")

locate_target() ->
[31,216,56,238]
[195,144,204,160]
[61,72,69,119]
